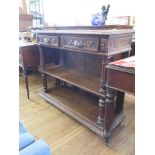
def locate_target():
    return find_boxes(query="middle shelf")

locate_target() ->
[42,65,102,96]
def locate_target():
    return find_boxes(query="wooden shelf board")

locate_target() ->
[39,86,124,137]
[42,65,101,96]
[39,86,104,136]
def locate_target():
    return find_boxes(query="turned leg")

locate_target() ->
[97,81,106,126]
[39,46,48,92]
[104,87,115,145]
[97,96,105,126]
[115,91,125,113]
[23,69,29,99]
[42,73,47,92]
[97,56,112,127]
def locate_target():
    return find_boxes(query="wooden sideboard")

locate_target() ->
[36,26,134,144]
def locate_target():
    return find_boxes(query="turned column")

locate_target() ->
[104,87,115,145]
[39,46,47,92]
[97,96,105,126]
[97,56,112,126]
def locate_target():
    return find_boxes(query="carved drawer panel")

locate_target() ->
[37,35,58,47]
[61,36,99,52]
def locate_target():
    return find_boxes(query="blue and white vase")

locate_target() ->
[91,13,103,26]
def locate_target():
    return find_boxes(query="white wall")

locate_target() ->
[42,0,135,26]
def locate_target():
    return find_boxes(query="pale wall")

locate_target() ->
[42,0,135,26]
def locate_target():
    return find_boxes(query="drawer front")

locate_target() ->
[37,35,58,47]
[61,36,99,52]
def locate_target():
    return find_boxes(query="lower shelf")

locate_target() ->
[39,86,104,136]
[39,86,124,137]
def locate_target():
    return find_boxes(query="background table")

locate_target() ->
[104,56,135,144]
[19,41,39,99]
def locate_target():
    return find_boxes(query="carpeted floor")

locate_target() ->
[19,74,135,155]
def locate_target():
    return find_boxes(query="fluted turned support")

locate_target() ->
[97,97,105,126]
[42,73,47,92]
[97,56,112,126]
[104,87,115,144]
[38,46,48,92]
[38,46,44,71]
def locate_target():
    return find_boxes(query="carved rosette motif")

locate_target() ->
[67,39,93,47]
[37,35,58,47]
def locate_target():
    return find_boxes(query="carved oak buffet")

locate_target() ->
[36,26,134,144]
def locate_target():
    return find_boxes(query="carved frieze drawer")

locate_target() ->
[61,36,99,52]
[37,35,58,47]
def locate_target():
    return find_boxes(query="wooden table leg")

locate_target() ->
[116,91,125,113]
[97,96,105,126]
[42,73,47,92]
[24,69,29,99]
[104,87,115,145]
[97,56,112,127]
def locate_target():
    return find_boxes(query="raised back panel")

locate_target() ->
[64,51,102,76]
[43,47,59,65]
